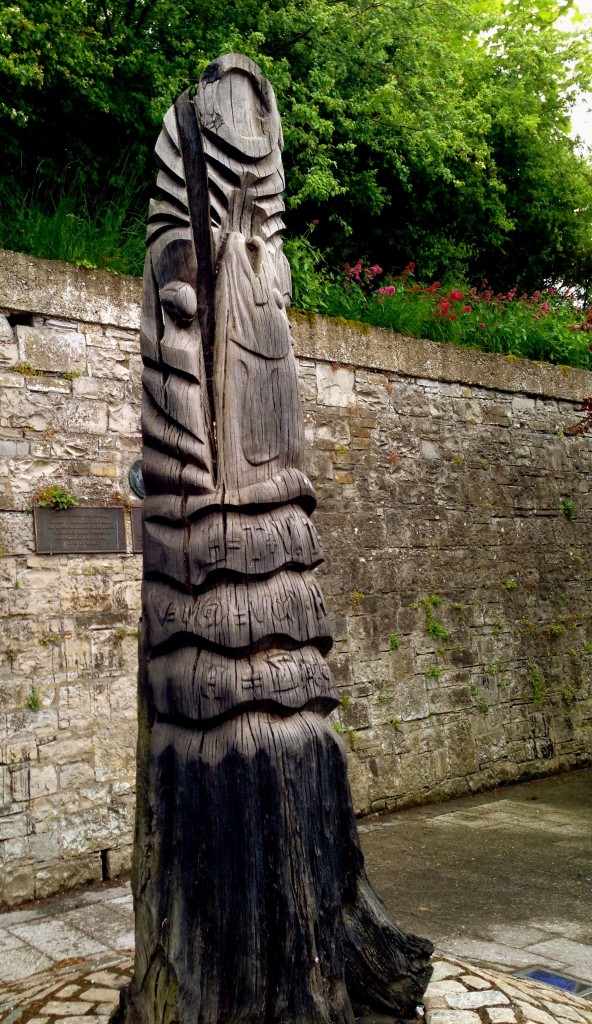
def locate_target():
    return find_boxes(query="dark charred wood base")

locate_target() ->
[113,710,432,1024]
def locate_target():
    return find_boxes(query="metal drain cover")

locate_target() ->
[514,966,592,997]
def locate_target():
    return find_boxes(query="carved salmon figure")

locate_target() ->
[115,54,432,1024]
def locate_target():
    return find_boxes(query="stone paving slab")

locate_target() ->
[1,953,591,1024]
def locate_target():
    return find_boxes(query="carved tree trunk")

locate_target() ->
[115,54,432,1024]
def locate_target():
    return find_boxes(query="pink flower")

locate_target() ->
[547,286,555,296]
[345,261,363,282]
[540,301,551,314]
[448,290,464,303]
[378,285,396,296]
[532,290,541,302]
[370,264,383,276]
[507,288,517,301]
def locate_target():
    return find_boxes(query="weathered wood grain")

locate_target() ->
[115,52,432,1024]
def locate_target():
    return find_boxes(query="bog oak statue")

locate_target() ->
[116,53,432,1024]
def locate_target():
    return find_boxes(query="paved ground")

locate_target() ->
[0,766,590,1014]
[360,767,592,982]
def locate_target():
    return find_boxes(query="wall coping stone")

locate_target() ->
[1,248,591,402]
[0,249,142,330]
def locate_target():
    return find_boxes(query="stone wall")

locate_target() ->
[1,249,591,907]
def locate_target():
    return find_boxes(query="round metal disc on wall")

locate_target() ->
[128,459,145,499]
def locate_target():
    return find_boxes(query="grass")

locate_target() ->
[0,167,146,276]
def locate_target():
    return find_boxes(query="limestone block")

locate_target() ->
[0,734,37,765]
[93,721,137,782]
[108,676,136,720]
[345,749,371,815]
[88,346,130,380]
[102,843,132,879]
[16,325,87,373]
[29,764,59,799]
[86,329,121,350]
[0,316,18,368]
[60,804,132,855]
[34,851,103,900]
[112,581,141,614]
[0,811,29,841]
[105,326,139,342]
[0,439,29,457]
[28,827,60,861]
[26,376,71,394]
[73,375,127,401]
[67,398,109,435]
[90,463,118,478]
[0,860,35,907]
[59,575,114,615]
[0,314,14,342]
[108,401,140,434]
[38,736,94,766]
[59,761,96,789]
[6,458,62,497]
[316,363,355,407]
[10,765,31,802]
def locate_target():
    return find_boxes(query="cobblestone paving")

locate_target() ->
[0,953,132,1023]
[1,954,591,1024]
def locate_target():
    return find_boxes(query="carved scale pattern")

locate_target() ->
[116,54,432,1024]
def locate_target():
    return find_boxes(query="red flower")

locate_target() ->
[461,305,472,314]
[448,290,464,303]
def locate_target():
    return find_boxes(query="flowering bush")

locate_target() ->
[288,251,592,371]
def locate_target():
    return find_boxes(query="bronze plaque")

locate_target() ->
[131,506,143,553]
[34,507,126,554]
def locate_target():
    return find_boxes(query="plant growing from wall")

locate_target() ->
[529,667,548,704]
[27,688,41,711]
[560,498,576,521]
[12,361,43,376]
[39,632,60,645]
[37,485,78,510]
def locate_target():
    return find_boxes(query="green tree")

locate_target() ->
[0,0,590,289]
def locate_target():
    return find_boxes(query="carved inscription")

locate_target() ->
[34,507,126,554]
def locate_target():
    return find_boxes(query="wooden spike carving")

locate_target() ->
[115,54,432,1024]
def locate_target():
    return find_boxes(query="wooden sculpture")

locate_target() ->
[115,53,432,1024]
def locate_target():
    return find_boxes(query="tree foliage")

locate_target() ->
[0,0,591,289]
